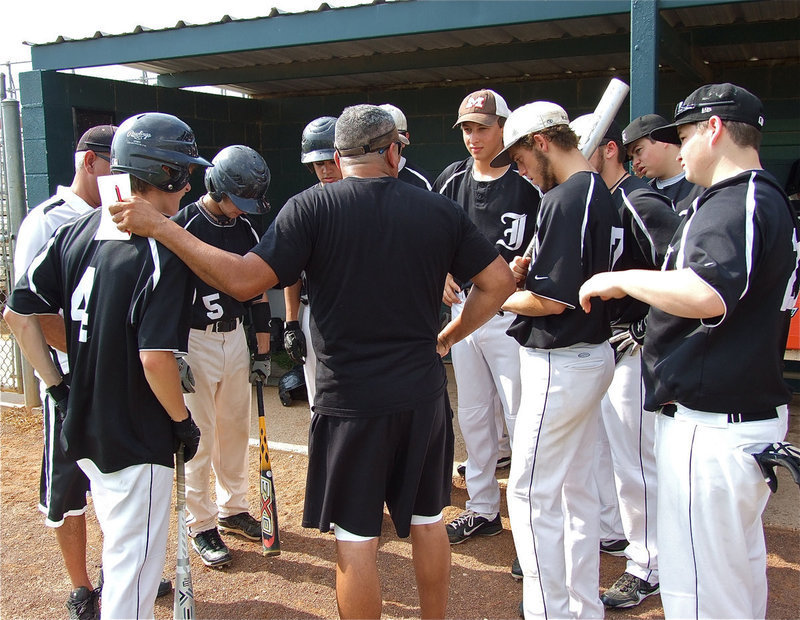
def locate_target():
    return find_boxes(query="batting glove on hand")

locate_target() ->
[177,357,195,394]
[283,321,306,364]
[250,353,271,384]
[610,317,647,362]
[173,410,202,462]
[46,381,70,421]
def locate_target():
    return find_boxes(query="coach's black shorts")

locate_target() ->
[39,392,90,526]
[302,391,454,539]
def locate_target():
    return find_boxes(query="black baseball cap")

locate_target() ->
[650,83,765,145]
[76,125,117,153]
[621,114,669,146]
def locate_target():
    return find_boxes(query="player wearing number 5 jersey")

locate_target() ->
[171,145,273,567]
[6,112,207,620]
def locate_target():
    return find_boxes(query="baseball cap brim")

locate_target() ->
[649,123,683,145]
[453,113,501,129]
[490,142,517,168]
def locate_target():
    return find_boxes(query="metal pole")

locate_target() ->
[1,95,39,408]
[629,0,659,120]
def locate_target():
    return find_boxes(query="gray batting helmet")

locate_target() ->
[205,145,271,214]
[300,116,337,164]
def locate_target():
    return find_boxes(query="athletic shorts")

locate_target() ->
[302,391,454,539]
[39,390,90,526]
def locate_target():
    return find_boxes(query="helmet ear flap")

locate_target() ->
[205,169,224,202]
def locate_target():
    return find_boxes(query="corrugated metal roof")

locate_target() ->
[28,0,800,98]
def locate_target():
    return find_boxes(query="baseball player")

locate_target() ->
[493,102,619,619]
[5,112,207,620]
[109,104,516,619]
[433,88,539,545]
[378,103,433,190]
[622,114,703,212]
[572,114,682,608]
[580,83,799,619]
[283,116,342,410]
[173,145,272,567]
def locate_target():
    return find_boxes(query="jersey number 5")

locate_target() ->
[70,267,96,343]
[202,293,224,321]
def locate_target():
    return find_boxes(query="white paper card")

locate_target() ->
[96,174,132,241]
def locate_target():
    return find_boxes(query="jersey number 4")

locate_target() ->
[70,267,96,343]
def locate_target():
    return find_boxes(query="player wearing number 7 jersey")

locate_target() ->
[5,112,208,619]
[171,144,273,567]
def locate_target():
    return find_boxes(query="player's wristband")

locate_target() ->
[250,301,271,333]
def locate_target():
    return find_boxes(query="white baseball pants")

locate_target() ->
[594,416,625,543]
[600,349,658,584]
[509,342,614,619]
[300,304,318,411]
[451,298,520,516]
[656,404,787,619]
[183,325,252,535]
[77,458,172,620]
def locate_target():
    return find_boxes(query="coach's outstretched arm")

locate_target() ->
[110,197,278,301]
[437,255,516,357]
[578,268,724,319]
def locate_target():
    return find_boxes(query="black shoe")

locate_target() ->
[192,527,233,567]
[66,587,100,620]
[601,572,660,608]
[445,510,502,544]
[511,556,523,580]
[218,512,261,541]
[98,568,171,598]
[600,538,629,556]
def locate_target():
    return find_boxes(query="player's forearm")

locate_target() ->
[284,281,303,322]
[501,290,567,317]
[140,350,189,422]
[39,315,67,353]
[3,309,63,387]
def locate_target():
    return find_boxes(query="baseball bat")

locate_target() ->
[256,379,281,555]
[521,77,630,260]
[174,446,195,619]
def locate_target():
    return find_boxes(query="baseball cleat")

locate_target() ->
[600,538,629,556]
[511,556,523,580]
[192,527,233,567]
[445,509,502,544]
[218,512,262,541]
[66,586,100,620]
[601,572,660,608]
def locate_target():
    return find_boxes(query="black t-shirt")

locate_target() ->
[643,170,800,412]
[8,209,192,472]
[434,158,540,266]
[610,175,683,324]
[251,176,499,416]
[508,171,620,349]
[172,201,261,328]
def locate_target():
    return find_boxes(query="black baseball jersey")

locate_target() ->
[251,177,499,415]
[643,169,800,412]
[508,171,620,349]
[433,158,540,266]
[8,209,193,473]
[610,175,683,324]
[651,174,704,213]
[172,201,261,327]
[398,156,433,191]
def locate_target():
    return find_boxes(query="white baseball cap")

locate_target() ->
[378,104,408,133]
[490,101,570,168]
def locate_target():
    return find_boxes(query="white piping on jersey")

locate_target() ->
[437,168,467,195]
[619,187,658,266]
[404,166,432,191]
[148,238,161,288]
[26,237,57,305]
[580,174,595,263]
[741,171,757,300]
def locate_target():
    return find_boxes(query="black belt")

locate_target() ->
[661,403,778,423]
[196,317,240,333]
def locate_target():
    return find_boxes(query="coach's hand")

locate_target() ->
[250,353,271,384]
[283,321,306,364]
[173,410,202,462]
[109,196,164,237]
[177,357,196,393]
[46,381,70,421]
[442,273,461,307]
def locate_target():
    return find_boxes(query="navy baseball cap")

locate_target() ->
[621,114,669,146]
[650,83,765,145]
[76,125,117,153]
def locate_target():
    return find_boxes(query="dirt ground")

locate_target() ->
[2,374,799,619]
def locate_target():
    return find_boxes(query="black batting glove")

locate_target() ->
[250,353,271,385]
[46,381,70,421]
[173,409,202,462]
[284,321,307,364]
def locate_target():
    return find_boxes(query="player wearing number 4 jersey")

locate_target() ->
[580,83,800,619]
[6,112,207,620]
[172,145,273,567]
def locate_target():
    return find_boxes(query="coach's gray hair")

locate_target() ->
[334,105,396,161]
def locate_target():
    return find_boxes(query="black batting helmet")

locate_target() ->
[300,116,337,164]
[111,112,211,193]
[205,145,271,214]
